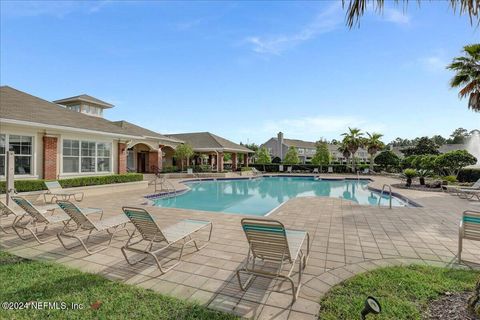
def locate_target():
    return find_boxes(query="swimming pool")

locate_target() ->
[152,176,412,216]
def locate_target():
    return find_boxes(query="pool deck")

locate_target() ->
[1,174,480,319]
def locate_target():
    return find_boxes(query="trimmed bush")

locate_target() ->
[458,168,480,183]
[0,173,144,194]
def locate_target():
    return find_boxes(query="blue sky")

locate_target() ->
[1,1,478,145]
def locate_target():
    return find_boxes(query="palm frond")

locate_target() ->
[343,0,480,28]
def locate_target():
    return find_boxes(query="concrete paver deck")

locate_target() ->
[1,174,479,319]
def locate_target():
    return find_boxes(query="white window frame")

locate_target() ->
[61,138,112,175]
[0,133,36,177]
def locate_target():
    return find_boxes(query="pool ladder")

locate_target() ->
[153,176,176,197]
[378,184,393,209]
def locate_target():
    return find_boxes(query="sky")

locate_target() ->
[1,1,479,145]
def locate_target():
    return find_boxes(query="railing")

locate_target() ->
[153,175,176,197]
[378,184,393,209]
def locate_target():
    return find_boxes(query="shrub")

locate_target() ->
[401,155,417,169]
[374,150,400,171]
[161,166,179,173]
[283,146,300,165]
[443,175,458,184]
[403,169,417,187]
[0,173,144,194]
[240,167,252,171]
[435,150,477,177]
[458,169,480,183]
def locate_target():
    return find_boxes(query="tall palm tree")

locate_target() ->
[343,0,480,28]
[341,127,364,172]
[365,132,384,172]
[337,143,351,170]
[447,44,480,112]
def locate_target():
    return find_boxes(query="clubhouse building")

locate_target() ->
[0,86,251,180]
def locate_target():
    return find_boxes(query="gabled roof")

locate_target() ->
[0,86,135,137]
[0,86,175,142]
[167,132,252,153]
[54,94,114,108]
[112,121,183,143]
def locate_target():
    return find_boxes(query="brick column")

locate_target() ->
[43,136,58,180]
[148,149,162,173]
[218,152,224,172]
[231,153,237,171]
[118,142,127,174]
[243,153,249,167]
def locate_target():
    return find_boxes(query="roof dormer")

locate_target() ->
[53,94,113,118]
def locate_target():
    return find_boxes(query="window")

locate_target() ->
[62,139,111,174]
[96,143,111,172]
[0,134,5,176]
[81,141,96,172]
[63,140,79,173]
[67,105,80,112]
[9,135,33,175]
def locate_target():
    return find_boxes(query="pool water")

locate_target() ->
[152,177,409,216]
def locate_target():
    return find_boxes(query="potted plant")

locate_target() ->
[403,169,417,187]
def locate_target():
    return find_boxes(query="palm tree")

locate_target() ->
[337,142,352,171]
[447,44,480,112]
[365,132,384,172]
[343,0,479,28]
[342,127,364,172]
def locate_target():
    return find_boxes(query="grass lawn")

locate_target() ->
[0,250,237,320]
[319,264,480,320]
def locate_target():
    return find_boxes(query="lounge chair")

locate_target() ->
[44,181,84,203]
[287,166,293,174]
[0,200,24,233]
[458,210,480,263]
[312,168,319,174]
[458,189,480,201]
[327,166,334,173]
[236,218,310,302]
[252,167,263,176]
[444,178,480,194]
[56,200,131,255]
[121,207,213,274]
[11,196,102,244]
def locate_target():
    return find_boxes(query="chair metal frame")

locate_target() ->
[236,218,310,302]
[120,206,213,274]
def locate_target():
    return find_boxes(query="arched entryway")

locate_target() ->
[127,142,156,173]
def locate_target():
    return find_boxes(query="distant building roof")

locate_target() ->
[282,138,317,149]
[54,94,114,108]
[167,132,252,153]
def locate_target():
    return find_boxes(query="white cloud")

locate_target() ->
[383,8,410,25]
[419,52,448,72]
[244,3,343,55]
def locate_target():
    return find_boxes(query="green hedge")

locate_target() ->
[0,173,144,194]
[457,168,480,183]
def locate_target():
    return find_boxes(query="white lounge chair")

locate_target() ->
[11,196,102,244]
[287,166,293,174]
[458,210,480,263]
[56,200,130,255]
[327,166,334,173]
[0,200,24,233]
[44,181,84,203]
[236,218,310,302]
[121,207,213,274]
[252,167,262,176]
[312,168,319,174]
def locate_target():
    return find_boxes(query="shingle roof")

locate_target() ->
[111,121,182,143]
[0,86,175,142]
[53,94,114,108]
[282,138,317,149]
[167,132,252,153]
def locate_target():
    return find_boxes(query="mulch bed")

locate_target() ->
[391,183,443,192]
[424,292,479,320]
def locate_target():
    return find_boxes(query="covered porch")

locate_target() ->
[126,140,178,173]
